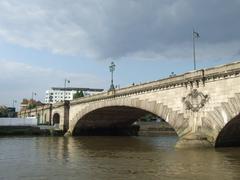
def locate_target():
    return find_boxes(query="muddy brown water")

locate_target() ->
[0,135,240,180]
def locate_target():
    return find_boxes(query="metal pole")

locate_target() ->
[64,79,66,101]
[111,70,113,87]
[63,79,70,101]
[193,29,196,70]
[32,92,36,101]
[109,62,115,91]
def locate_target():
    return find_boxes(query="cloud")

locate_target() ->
[0,59,105,106]
[0,0,239,61]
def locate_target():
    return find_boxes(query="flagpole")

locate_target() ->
[64,79,70,102]
[193,29,196,70]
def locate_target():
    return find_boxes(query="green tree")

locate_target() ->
[0,106,8,117]
[27,104,37,109]
[73,90,84,99]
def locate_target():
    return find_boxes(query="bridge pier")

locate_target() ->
[64,130,72,137]
[176,133,213,148]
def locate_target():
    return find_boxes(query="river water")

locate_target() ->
[0,135,240,180]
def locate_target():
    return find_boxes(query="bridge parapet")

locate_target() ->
[18,101,68,126]
[71,61,240,105]
[18,104,52,116]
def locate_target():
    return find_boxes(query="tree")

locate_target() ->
[27,104,37,109]
[73,90,84,99]
[0,106,8,117]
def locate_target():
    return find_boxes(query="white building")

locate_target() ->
[45,87,104,104]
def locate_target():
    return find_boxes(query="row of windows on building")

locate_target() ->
[46,92,72,95]
[45,88,104,104]
[45,96,71,99]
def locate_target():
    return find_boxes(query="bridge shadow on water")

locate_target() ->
[71,135,178,152]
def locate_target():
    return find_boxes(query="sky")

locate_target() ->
[0,0,240,108]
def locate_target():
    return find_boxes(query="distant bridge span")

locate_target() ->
[19,61,240,148]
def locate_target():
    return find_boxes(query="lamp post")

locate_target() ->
[193,29,200,70]
[30,92,37,110]
[32,92,37,101]
[109,61,116,91]
[64,79,70,101]
[169,72,176,77]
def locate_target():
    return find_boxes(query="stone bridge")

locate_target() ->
[19,61,240,148]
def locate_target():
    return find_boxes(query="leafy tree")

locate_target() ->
[73,90,84,99]
[0,106,8,117]
[27,104,37,109]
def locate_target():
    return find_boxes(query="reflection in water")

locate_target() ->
[0,135,240,179]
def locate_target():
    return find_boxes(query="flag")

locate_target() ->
[193,31,200,38]
[65,79,70,83]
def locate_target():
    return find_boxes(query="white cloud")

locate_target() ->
[0,0,239,60]
[0,1,240,107]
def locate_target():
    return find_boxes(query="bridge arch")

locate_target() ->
[53,113,60,125]
[70,98,190,137]
[215,93,240,147]
[215,113,240,147]
[202,93,240,147]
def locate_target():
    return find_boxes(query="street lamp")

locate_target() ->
[32,92,37,101]
[109,61,116,91]
[64,79,70,101]
[169,72,176,77]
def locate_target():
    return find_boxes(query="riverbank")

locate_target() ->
[0,126,64,136]
[0,121,175,137]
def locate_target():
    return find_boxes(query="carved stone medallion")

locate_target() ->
[182,89,209,112]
